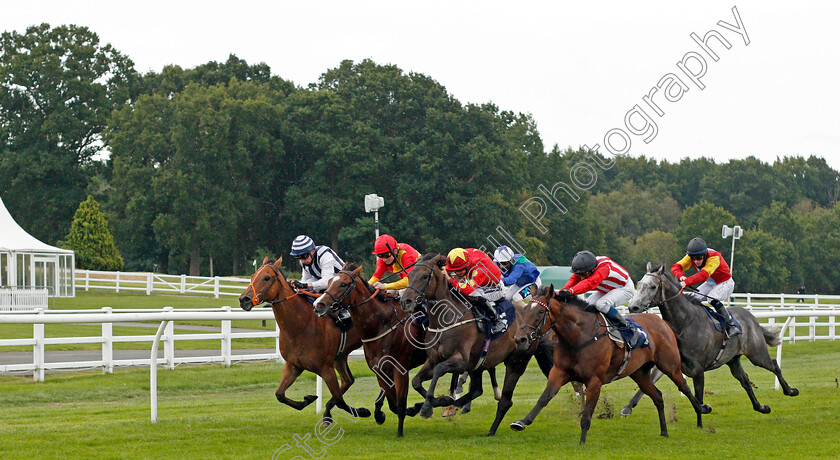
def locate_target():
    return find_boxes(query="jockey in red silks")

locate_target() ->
[443,247,508,334]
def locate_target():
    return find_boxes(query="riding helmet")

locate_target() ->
[686,237,708,255]
[290,235,316,256]
[372,234,398,255]
[571,250,598,275]
[493,246,515,264]
[446,248,470,272]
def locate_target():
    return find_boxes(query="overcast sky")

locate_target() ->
[4,0,839,170]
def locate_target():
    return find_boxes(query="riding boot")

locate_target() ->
[709,299,742,337]
[479,299,506,335]
[605,306,641,346]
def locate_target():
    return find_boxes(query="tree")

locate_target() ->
[628,230,681,279]
[0,23,136,244]
[733,229,795,293]
[675,201,737,251]
[66,196,124,271]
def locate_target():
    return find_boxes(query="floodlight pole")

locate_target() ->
[365,194,384,241]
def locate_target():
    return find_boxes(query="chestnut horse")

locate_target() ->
[313,264,429,437]
[510,285,711,444]
[238,257,370,424]
[400,253,558,436]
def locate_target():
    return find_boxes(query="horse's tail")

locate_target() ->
[761,324,782,347]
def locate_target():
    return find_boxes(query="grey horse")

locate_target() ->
[622,263,799,428]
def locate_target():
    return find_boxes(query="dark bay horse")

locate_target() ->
[313,264,429,437]
[510,285,711,445]
[238,257,370,424]
[400,253,557,436]
[623,263,799,426]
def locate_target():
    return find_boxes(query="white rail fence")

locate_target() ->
[0,288,49,311]
[75,270,250,298]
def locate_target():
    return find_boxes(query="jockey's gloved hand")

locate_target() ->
[292,280,308,290]
[471,296,490,309]
[557,289,574,300]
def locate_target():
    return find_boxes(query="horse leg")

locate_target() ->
[374,394,386,425]
[489,367,502,401]
[420,358,464,419]
[657,357,712,419]
[408,361,434,417]
[487,360,527,436]
[274,362,318,410]
[629,368,668,438]
[692,372,706,428]
[453,370,484,409]
[510,365,570,432]
[727,356,771,414]
[744,350,799,397]
[443,373,462,417]
[621,366,664,416]
[333,358,371,418]
[395,371,410,437]
[578,378,604,445]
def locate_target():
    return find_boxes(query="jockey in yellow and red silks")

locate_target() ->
[368,234,420,296]
[672,237,741,337]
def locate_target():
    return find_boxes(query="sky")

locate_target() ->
[4,0,839,170]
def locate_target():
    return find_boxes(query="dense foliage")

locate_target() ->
[65,195,124,271]
[3,24,839,293]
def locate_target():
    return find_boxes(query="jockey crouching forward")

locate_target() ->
[289,234,349,324]
[493,246,541,308]
[367,234,420,299]
[443,248,509,335]
[561,250,640,344]
[673,237,741,337]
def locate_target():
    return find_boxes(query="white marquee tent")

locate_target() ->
[0,197,75,297]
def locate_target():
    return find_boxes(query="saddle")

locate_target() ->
[600,313,649,349]
[471,299,516,340]
[700,305,742,335]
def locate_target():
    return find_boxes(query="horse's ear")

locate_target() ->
[352,265,363,277]
[646,261,652,272]
[262,256,271,265]
[273,257,283,268]
[435,254,447,270]
[547,284,555,299]
[656,264,665,275]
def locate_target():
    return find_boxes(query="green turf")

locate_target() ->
[0,341,837,459]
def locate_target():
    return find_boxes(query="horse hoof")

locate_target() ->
[375,411,386,425]
[442,406,459,418]
[303,395,318,404]
[510,421,526,431]
[758,405,771,414]
[355,408,371,418]
[701,404,712,414]
[787,388,799,397]
[620,407,633,416]
[420,405,433,419]
[494,388,502,401]
[321,419,333,428]
[460,405,471,415]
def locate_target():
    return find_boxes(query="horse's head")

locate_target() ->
[313,264,363,318]
[514,284,557,352]
[400,253,446,312]
[628,262,668,313]
[239,256,288,311]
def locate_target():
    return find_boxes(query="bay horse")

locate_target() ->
[400,253,557,436]
[510,285,711,445]
[313,264,429,437]
[238,257,370,424]
[622,263,799,426]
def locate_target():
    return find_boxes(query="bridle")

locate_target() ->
[248,263,312,306]
[321,270,382,310]
[642,272,684,310]
[403,261,438,304]
[519,297,566,344]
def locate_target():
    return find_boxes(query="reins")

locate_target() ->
[249,263,320,306]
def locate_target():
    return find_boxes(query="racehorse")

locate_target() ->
[510,285,711,444]
[238,257,370,425]
[622,263,799,426]
[400,253,557,436]
[313,264,429,437]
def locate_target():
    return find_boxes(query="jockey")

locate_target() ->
[560,250,640,343]
[492,246,541,307]
[672,237,741,337]
[290,234,349,323]
[368,234,420,297]
[443,247,508,335]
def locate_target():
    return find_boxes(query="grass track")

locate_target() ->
[0,341,838,459]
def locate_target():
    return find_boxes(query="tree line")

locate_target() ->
[2,24,839,294]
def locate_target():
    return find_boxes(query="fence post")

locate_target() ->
[147,273,153,295]
[33,308,45,382]
[214,276,220,299]
[115,271,120,294]
[221,306,231,367]
[102,307,113,374]
[84,270,90,292]
[164,307,175,369]
[180,275,186,294]
[830,313,836,341]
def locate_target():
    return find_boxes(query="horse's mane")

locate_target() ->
[535,286,597,313]
[419,252,440,262]
[343,263,388,302]
[649,264,681,291]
